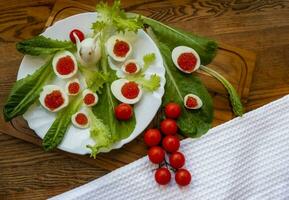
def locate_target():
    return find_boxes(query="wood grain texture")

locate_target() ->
[1,0,289,199]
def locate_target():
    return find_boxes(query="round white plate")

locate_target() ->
[17,13,165,155]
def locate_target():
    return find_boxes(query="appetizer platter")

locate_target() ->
[4,1,256,161]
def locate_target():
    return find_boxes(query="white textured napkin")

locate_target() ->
[50,95,289,200]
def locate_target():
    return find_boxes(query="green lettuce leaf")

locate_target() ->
[3,60,54,121]
[92,0,143,33]
[78,65,108,92]
[92,39,136,143]
[142,16,217,65]
[86,109,112,158]
[16,35,75,56]
[157,40,214,137]
[42,96,82,151]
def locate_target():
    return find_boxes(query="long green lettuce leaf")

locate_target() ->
[16,36,75,56]
[42,96,82,151]
[147,29,213,136]
[142,16,218,65]
[92,37,136,143]
[3,60,54,121]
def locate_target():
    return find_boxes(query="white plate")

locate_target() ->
[17,13,165,155]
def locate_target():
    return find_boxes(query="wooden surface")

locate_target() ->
[1,0,289,199]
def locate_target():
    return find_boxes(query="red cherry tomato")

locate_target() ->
[165,102,181,119]
[160,119,178,135]
[114,103,133,121]
[162,135,180,153]
[175,169,191,186]
[155,168,171,185]
[144,129,162,147]
[69,29,85,44]
[147,146,165,164]
[169,152,185,169]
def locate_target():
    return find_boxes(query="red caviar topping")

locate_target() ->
[113,40,130,57]
[75,113,88,125]
[186,96,198,108]
[56,56,75,75]
[84,93,95,105]
[177,53,197,72]
[44,90,64,110]
[125,62,137,73]
[68,82,80,94]
[121,82,139,99]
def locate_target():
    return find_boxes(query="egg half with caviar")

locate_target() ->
[65,79,81,96]
[184,94,203,109]
[121,59,141,75]
[106,35,132,62]
[111,79,142,104]
[71,111,90,129]
[52,50,78,79]
[82,89,98,107]
[39,85,69,112]
[172,46,200,74]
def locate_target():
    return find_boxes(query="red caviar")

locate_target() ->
[44,90,64,110]
[125,62,137,73]
[177,53,197,72]
[68,82,80,94]
[186,96,198,108]
[75,113,88,125]
[121,82,139,99]
[56,56,75,75]
[113,40,130,57]
[84,93,95,105]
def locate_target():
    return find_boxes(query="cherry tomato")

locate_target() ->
[155,168,171,185]
[160,119,178,135]
[144,129,162,147]
[165,102,181,119]
[169,152,185,169]
[69,29,85,44]
[175,169,191,186]
[148,146,165,164]
[114,103,133,121]
[162,135,180,153]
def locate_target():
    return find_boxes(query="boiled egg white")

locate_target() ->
[172,46,200,74]
[65,78,81,96]
[184,94,203,109]
[71,111,90,129]
[111,79,143,104]
[52,50,78,79]
[106,35,132,62]
[121,59,141,75]
[39,85,69,112]
[82,89,98,107]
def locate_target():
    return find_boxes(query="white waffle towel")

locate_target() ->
[50,95,289,200]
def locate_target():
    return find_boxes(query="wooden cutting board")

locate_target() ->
[2,0,256,170]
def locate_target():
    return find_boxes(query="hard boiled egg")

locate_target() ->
[184,94,203,109]
[52,50,78,79]
[65,78,81,96]
[172,46,200,74]
[39,85,69,112]
[121,59,141,75]
[71,111,90,129]
[111,79,142,104]
[106,35,132,62]
[82,89,98,107]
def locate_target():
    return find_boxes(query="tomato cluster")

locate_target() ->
[144,102,191,186]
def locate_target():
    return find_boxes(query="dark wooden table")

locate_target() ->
[1,0,289,199]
